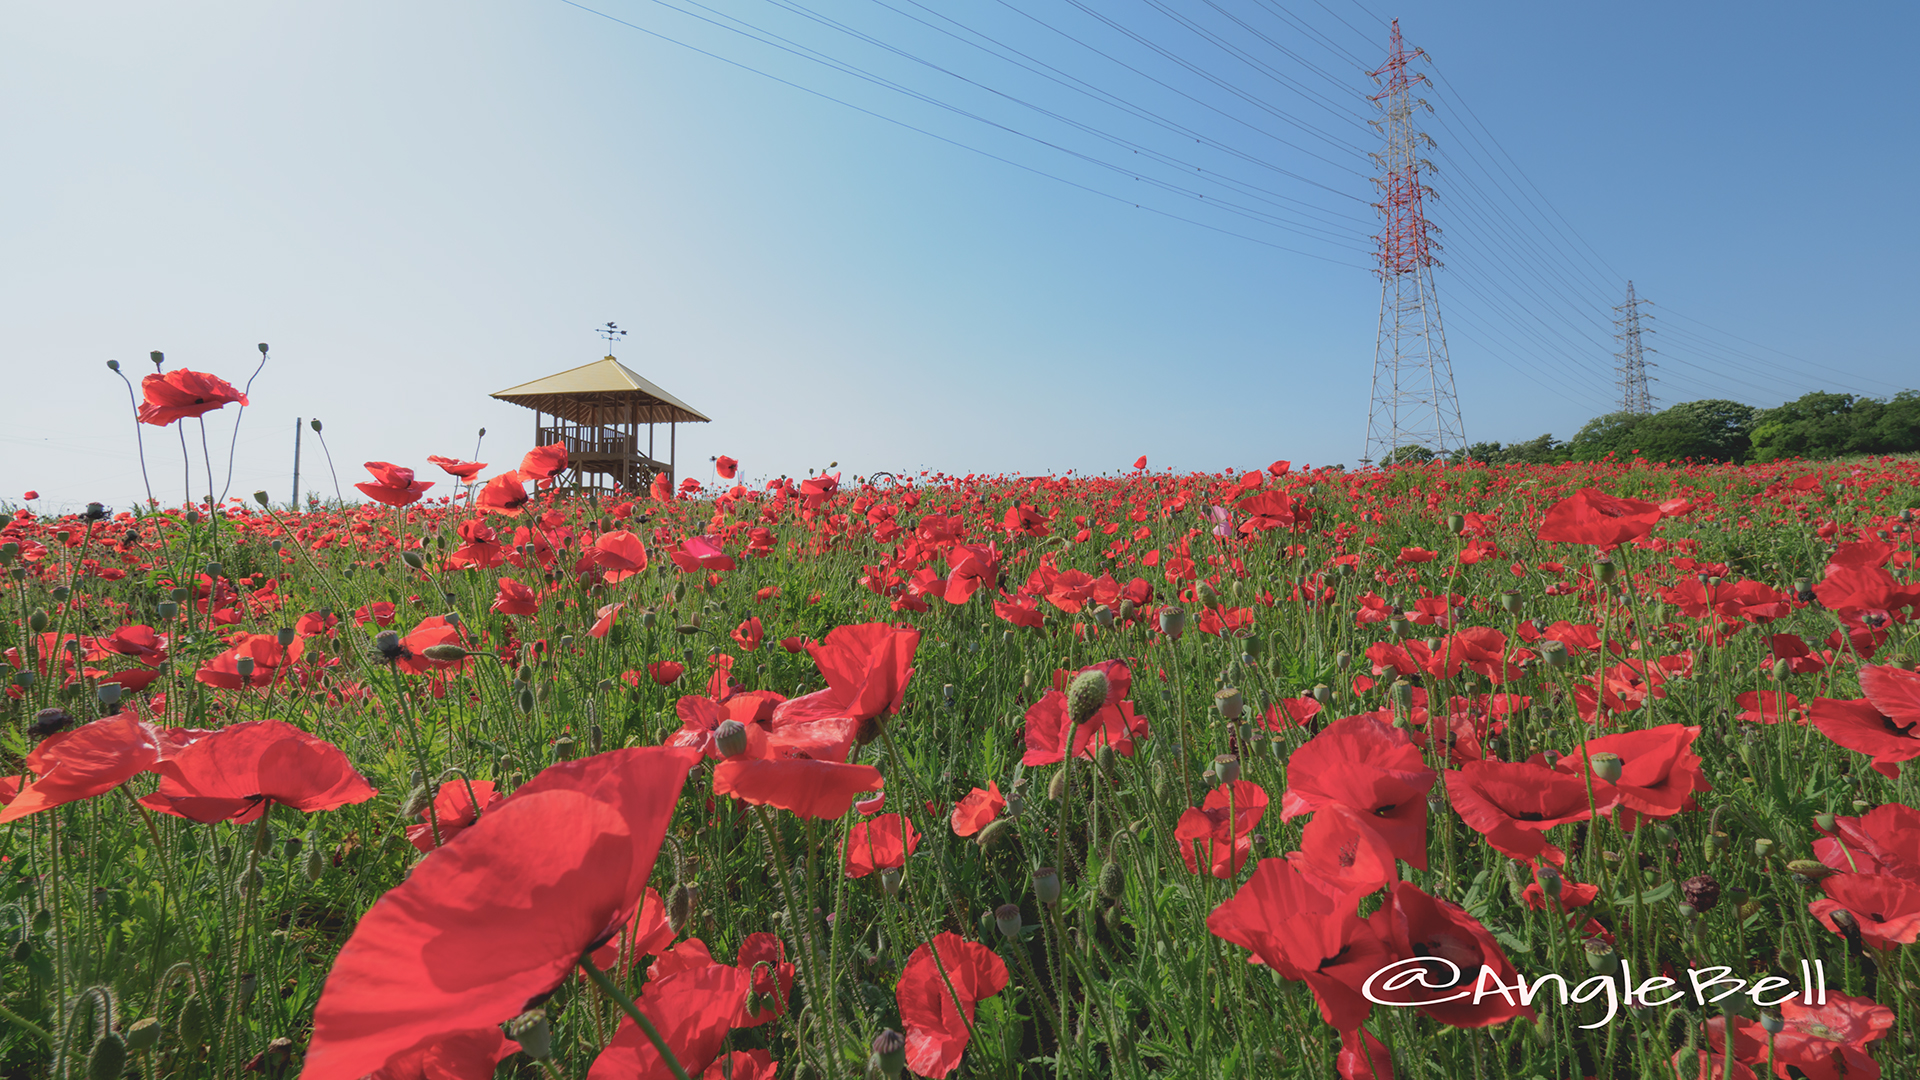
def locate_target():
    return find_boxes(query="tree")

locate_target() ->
[1749,391,1920,461]
[1566,412,1645,462]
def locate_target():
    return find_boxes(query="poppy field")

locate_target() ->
[5,368,1920,1080]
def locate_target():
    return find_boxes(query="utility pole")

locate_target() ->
[1361,19,1465,467]
[1614,281,1656,414]
[292,417,302,510]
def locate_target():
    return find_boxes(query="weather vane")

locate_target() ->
[596,322,628,355]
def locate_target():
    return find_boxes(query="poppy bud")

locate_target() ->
[125,1017,161,1052]
[1033,866,1061,905]
[1117,599,1135,623]
[1095,745,1117,775]
[399,785,432,820]
[1814,812,1836,832]
[236,864,265,895]
[401,550,425,570]
[87,1031,127,1080]
[1048,769,1067,801]
[303,843,327,883]
[27,609,48,633]
[872,1029,906,1080]
[517,687,535,714]
[422,643,469,663]
[714,720,749,758]
[975,819,1012,852]
[178,993,209,1047]
[667,884,696,934]
[107,358,121,371]
[1786,859,1835,884]
[1196,582,1220,606]
[1213,755,1240,784]
[1583,938,1619,976]
[309,419,322,432]
[994,904,1023,941]
[1213,687,1243,721]
[1066,669,1109,726]
[1098,858,1124,900]
[1388,679,1413,710]
[1589,753,1624,783]
[1158,608,1185,636]
[506,1010,552,1060]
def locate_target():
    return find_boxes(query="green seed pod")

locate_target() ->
[506,1010,552,1059]
[398,785,432,819]
[124,1017,161,1052]
[236,864,265,894]
[516,687,535,713]
[27,610,49,633]
[422,643,469,663]
[1592,556,1618,584]
[1589,753,1624,783]
[1047,769,1067,801]
[993,904,1023,941]
[1066,669,1109,726]
[1583,938,1619,976]
[552,734,576,762]
[1213,687,1244,721]
[1095,744,1118,775]
[872,1029,906,1080]
[1098,858,1125,900]
[87,1032,127,1080]
[303,843,327,883]
[1032,866,1061,905]
[667,884,696,935]
[401,550,425,570]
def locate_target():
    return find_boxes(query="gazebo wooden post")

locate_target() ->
[670,422,676,489]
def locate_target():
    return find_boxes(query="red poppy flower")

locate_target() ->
[731,616,764,652]
[1337,1028,1394,1080]
[518,444,568,482]
[427,456,487,481]
[473,472,532,514]
[1206,857,1391,1031]
[950,781,1005,837]
[589,935,793,1079]
[138,720,375,823]
[368,1028,520,1080]
[1365,880,1532,1028]
[1279,715,1435,869]
[648,661,685,686]
[1735,690,1801,724]
[1535,487,1662,549]
[665,692,786,760]
[670,536,737,573]
[649,472,674,503]
[1810,872,1920,949]
[137,368,248,426]
[1132,455,1148,469]
[0,715,165,823]
[895,932,1008,1079]
[195,633,298,690]
[593,531,649,583]
[303,746,699,1080]
[1809,696,1920,779]
[587,603,623,640]
[1548,724,1709,829]
[1174,780,1268,879]
[1022,660,1149,766]
[1814,803,1920,880]
[396,616,466,677]
[799,472,839,508]
[355,462,434,507]
[1447,759,1595,866]
[1771,992,1895,1080]
[1286,803,1399,901]
[845,813,920,877]
[715,455,739,479]
[406,781,502,854]
[712,758,884,820]
[100,624,169,665]
[491,577,539,616]
[773,623,920,743]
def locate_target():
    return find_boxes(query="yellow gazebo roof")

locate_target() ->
[490,356,711,425]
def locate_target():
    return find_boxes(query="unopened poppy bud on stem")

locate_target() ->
[975,819,1012,851]
[422,643,469,663]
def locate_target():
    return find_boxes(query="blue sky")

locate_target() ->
[3,1,1913,511]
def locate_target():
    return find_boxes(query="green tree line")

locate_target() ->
[1451,389,1920,466]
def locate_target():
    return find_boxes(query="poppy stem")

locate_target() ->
[577,954,692,1080]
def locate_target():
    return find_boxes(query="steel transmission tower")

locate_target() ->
[1361,20,1464,468]
[1613,281,1656,414]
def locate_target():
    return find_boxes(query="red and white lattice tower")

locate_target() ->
[1361,20,1465,467]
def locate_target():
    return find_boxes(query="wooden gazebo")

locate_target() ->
[490,356,710,493]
